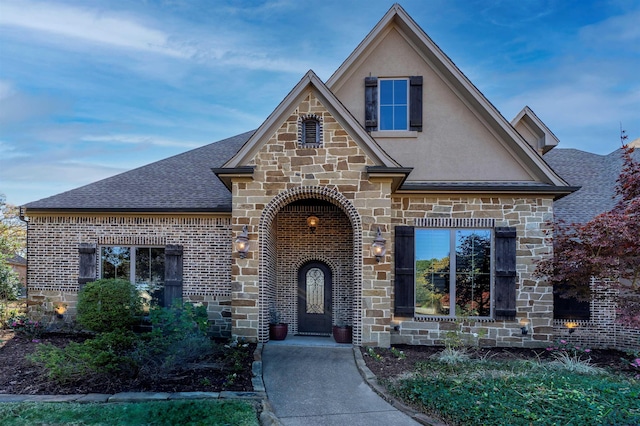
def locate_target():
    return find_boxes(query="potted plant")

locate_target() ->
[332,312,352,344]
[269,308,288,340]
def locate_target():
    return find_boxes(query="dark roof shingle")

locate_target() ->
[543,147,639,224]
[24,131,254,212]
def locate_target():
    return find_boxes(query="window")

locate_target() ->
[553,284,590,320]
[394,226,516,320]
[379,79,408,130]
[415,229,492,317]
[101,246,165,308]
[364,76,422,132]
[298,115,322,147]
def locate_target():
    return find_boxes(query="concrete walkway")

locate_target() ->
[262,336,422,426]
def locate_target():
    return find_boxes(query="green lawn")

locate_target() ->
[0,399,259,426]
[387,358,640,426]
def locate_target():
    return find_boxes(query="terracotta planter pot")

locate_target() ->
[269,323,288,340]
[332,325,352,344]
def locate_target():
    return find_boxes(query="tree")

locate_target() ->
[536,143,640,328]
[0,194,26,300]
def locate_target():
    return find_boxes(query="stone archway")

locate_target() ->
[259,186,363,344]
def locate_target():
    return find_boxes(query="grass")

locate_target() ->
[0,399,259,426]
[388,357,640,426]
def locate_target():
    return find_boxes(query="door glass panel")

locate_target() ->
[306,267,324,314]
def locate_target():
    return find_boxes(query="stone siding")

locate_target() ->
[26,214,233,336]
[389,195,555,348]
[229,91,391,345]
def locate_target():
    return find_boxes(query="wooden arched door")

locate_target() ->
[298,261,332,334]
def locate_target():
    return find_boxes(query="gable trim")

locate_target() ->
[221,70,401,170]
[326,4,571,188]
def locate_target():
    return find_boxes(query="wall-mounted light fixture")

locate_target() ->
[54,303,67,319]
[235,225,250,258]
[566,321,578,334]
[519,318,530,335]
[306,216,319,233]
[371,227,386,263]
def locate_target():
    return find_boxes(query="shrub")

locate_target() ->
[133,303,214,378]
[7,314,44,340]
[77,279,142,333]
[0,255,21,301]
[28,330,139,383]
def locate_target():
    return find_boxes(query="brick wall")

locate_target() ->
[26,214,233,336]
[553,279,640,351]
[275,204,353,334]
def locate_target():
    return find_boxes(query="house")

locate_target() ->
[543,139,640,350]
[21,4,578,347]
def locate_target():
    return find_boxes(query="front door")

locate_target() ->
[298,261,332,335]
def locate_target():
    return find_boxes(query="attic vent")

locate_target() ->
[298,114,323,147]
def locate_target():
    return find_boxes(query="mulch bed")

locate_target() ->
[362,345,637,380]
[0,330,255,395]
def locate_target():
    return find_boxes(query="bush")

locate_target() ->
[133,303,214,378]
[77,279,142,333]
[30,303,215,384]
[0,255,21,301]
[7,314,44,340]
[28,330,138,382]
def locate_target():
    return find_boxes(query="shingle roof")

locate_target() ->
[543,147,639,224]
[24,131,254,212]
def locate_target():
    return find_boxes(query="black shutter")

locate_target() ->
[78,243,96,288]
[164,245,183,307]
[409,76,423,131]
[394,226,415,316]
[364,77,378,131]
[494,227,517,320]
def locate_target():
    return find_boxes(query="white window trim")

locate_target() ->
[378,78,409,132]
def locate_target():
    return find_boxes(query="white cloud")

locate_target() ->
[0,0,191,58]
[81,134,203,148]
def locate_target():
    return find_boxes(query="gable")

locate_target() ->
[328,4,569,188]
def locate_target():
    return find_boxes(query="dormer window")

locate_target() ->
[298,114,323,147]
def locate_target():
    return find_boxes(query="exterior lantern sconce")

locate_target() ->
[54,303,67,319]
[306,216,319,233]
[519,318,529,335]
[371,227,386,263]
[235,225,250,258]
[566,321,578,334]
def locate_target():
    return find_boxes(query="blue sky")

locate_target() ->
[1,0,638,206]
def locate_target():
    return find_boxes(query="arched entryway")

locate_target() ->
[259,186,362,344]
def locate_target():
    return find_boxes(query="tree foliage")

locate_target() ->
[536,144,640,328]
[0,194,25,300]
[0,194,26,257]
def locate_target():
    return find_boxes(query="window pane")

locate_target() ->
[380,106,394,130]
[455,230,491,316]
[380,80,393,104]
[415,230,450,315]
[394,79,407,104]
[135,247,165,309]
[101,247,130,280]
[394,105,407,130]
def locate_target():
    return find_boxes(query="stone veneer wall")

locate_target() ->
[389,195,556,348]
[26,214,233,337]
[275,204,353,334]
[230,91,391,345]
